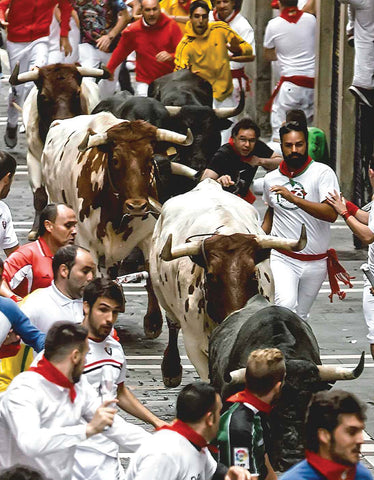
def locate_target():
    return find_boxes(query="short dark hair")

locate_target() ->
[52,245,90,279]
[176,382,217,423]
[190,0,210,15]
[305,390,366,452]
[232,117,260,139]
[0,151,16,181]
[38,203,71,237]
[0,466,46,480]
[245,348,286,396]
[279,120,308,144]
[285,109,308,128]
[44,321,88,362]
[83,277,125,312]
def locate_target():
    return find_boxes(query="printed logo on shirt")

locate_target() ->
[2,220,6,229]
[104,346,113,356]
[276,180,306,211]
[233,448,250,469]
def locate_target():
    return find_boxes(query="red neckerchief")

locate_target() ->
[226,388,273,414]
[280,7,303,23]
[213,8,240,23]
[178,0,191,13]
[279,155,313,178]
[29,355,77,403]
[158,419,218,453]
[229,137,254,164]
[306,450,357,480]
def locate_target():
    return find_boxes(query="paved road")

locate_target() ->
[1,63,374,471]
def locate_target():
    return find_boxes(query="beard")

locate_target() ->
[283,151,308,170]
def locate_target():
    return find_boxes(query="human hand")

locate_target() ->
[326,189,347,215]
[370,287,374,297]
[369,168,374,189]
[156,51,173,62]
[2,329,20,346]
[217,175,234,188]
[0,19,9,28]
[86,399,119,438]
[225,466,251,480]
[227,36,241,55]
[60,37,72,57]
[270,185,295,203]
[96,34,112,52]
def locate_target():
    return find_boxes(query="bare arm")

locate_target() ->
[117,383,166,429]
[270,185,338,222]
[96,9,130,52]
[200,169,219,181]
[264,47,277,62]
[262,207,274,234]
[326,190,374,244]
[250,152,282,171]
[0,278,19,299]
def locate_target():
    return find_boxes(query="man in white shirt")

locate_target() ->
[73,277,165,480]
[262,120,341,320]
[338,0,374,108]
[0,321,150,480]
[20,244,96,333]
[263,0,316,141]
[0,151,18,257]
[126,381,251,480]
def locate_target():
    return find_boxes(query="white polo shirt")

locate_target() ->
[19,282,84,333]
[0,201,18,251]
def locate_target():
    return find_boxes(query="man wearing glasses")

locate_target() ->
[201,118,282,202]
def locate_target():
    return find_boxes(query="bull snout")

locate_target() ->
[124,198,149,215]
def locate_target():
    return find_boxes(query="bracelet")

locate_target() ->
[346,200,359,216]
[340,210,351,221]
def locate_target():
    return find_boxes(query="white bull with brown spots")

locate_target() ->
[150,179,306,386]
[41,111,192,338]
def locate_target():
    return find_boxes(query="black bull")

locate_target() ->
[209,295,364,471]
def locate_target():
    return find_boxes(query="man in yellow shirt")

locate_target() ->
[174,0,253,142]
[160,0,212,34]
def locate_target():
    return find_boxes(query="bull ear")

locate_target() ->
[254,248,271,265]
[78,128,108,152]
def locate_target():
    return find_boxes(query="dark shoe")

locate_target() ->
[347,34,354,47]
[349,85,374,108]
[4,124,17,148]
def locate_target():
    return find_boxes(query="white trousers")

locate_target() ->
[73,450,125,480]
[78,42,120,100]
[271,82,314,142]
[213,90,236,145]
[135,81,148,96]
[270,251,327,321]
[6,37,49,127]
[363,279,374,343]
[48,15,80,64]
[353,42,374,89]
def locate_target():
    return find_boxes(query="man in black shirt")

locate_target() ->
[200,118,282,200]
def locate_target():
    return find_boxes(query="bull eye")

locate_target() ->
[111,157,120,169]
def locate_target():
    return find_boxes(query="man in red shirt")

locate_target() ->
[106,0,182,96]
[0,0,72,148]
[1,203,77,300]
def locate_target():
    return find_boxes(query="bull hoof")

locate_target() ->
[162,368,182,388]
[28,230,38,242]
[143,313,163,339]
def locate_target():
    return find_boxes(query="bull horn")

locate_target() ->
[156,128,193,146]
[161,234,202,261]
[78,128,108,152]
[9,63,39,86]
[164,106,182,116]
[317,351,365,381]
[228,367,246,384]
[148,197,162,215]
[76,66,111,79]
[213,90,245,118]
[170,163,198,178]
[255,224,307,252]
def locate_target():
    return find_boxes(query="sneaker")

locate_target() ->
[19,124,25,134]
[349,85,374,108]
[4,124,17,148]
